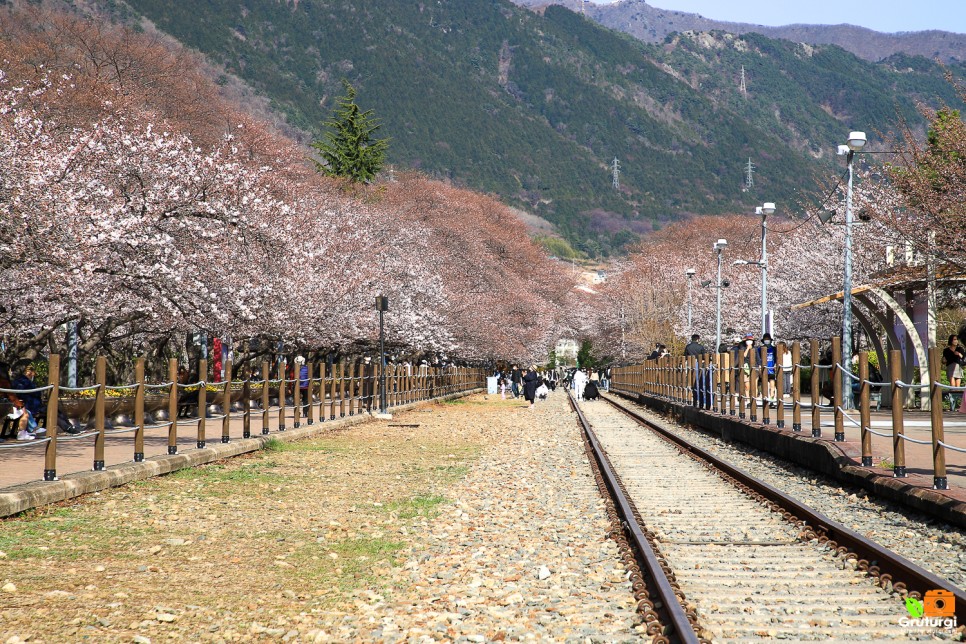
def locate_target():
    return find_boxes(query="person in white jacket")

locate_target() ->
[572,369,588,401]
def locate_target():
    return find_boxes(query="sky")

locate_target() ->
[590,0,966,35]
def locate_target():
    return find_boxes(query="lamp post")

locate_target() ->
[702,240,728,352]
[839,131,866,409]
[759,202,775,335]
[375,295,389,414]
[686,268,696,336]
[733,202,775,336]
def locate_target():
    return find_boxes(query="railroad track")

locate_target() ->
[569,390,965,643]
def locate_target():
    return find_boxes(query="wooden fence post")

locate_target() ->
[134,357,145,462]
[277,359,287,431]
[293,358,302,429]
[167,358,178,453]
[306,359,315,426]
[810,339,821,437]
[242,367,251,439]
[197,358,207,449]
[833,337,844,442]
[775,343,786,429]
[928,347,948,490]
[859,351,871,466]
[791,342,802,432]
[748,346,758,422]
[43,354,61,481]
[222,359,232,443]
[329,360,337,419]
[727,351,736,416]
[94,356,107,469]
[338,359,346,417]
[890,349,906,477]
[261,361,270,434]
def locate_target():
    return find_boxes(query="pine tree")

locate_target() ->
[311,80,390,183]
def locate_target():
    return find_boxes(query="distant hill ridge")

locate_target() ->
[515,0,966,62]
[74,0,966,256]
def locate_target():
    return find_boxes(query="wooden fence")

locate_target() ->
[611,337,963,491]
[0,354,484,483]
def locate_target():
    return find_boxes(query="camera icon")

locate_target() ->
[923,590,956,618]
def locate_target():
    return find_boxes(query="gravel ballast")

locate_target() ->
[615,395,966,593]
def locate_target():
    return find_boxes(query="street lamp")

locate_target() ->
[375,295,389,414]
[685,268,696,335]
[706,239,728,352]
[838,131,866,409]
[732,202,775,336]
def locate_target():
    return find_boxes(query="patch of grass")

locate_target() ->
[287,536,405,593]
[0,507,147,560]
[384,493,448,520]
[261,437,285,452]
[258,438,348,454]
[168,460,284,484]
[434,464,469,480]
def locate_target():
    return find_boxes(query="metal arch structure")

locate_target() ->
[852,292,925,408]
[867,286,930,409]
[849,299,891,401]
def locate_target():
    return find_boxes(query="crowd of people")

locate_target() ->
[494,366,558,408]
[647,331,935,411]
[647,332,793,407]
[492,364,611,407]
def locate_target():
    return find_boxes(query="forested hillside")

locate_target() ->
[88,0,963,254]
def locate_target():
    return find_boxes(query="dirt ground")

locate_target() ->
[0,397,493,643]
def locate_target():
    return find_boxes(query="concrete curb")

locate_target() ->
[0,389,483,518]
[621,391,966,529]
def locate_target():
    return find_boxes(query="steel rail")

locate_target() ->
[568,390,700,644]
[603,393,966,624]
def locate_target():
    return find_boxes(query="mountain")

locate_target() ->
[516,0,966,62]
[82,0,964,255]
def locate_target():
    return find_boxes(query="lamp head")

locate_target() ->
[721,279,730,288]
[733,260,748,266]
[847,131,867,151]
[685,268,696,277]
[700,279,712,288]
[714,238,727,252]
[762,202,775,215]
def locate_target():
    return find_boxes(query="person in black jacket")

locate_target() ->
[510,366,523,398]
[522,366,540,409]
[683,334,706,405]
[11,364,43,425]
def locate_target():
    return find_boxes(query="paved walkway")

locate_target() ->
[787,394,966,491]
[0,404,351,489]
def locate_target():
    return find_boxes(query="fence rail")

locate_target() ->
[611,337,962,491]
[1,354,485,483]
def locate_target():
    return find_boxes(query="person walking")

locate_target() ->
[782,344,793,399]
[572,368,588,401]
[522,366,540,409]
[684,334,706,406]
[510,366,523,398]
[737,334,755,400]
[943,335,964,410]
[761,333,778,406]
